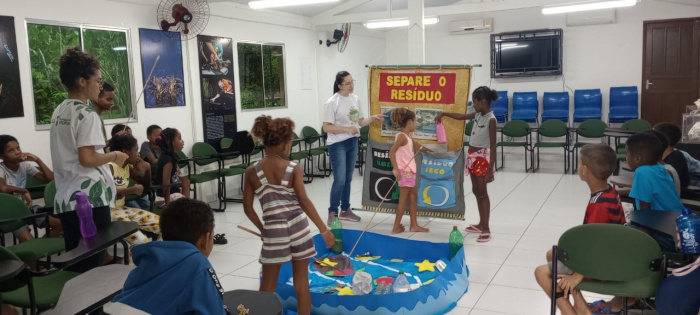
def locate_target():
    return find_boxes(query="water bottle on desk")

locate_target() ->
[75,192,97,238]
[676,208,700,254]
[331,217,343,254]
[449,226,464,259]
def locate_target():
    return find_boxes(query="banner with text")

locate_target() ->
[362,139,465,220]
[369,67,471,151]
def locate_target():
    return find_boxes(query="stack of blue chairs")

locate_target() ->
[511,92,538,123]
[541,92,570,123]
[573,89,602,122]
[608,86,638,123]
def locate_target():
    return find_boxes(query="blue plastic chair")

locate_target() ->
[492,91,509,123]
[609,86,639,123]
[511,92,538,123]
[573,89,602,122]
[541,92,570,123]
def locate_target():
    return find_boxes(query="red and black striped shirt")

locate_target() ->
[584,185,625,225]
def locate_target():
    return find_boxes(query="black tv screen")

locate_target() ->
[491,29,563,77]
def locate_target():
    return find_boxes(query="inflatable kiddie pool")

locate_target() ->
[274,229,469,315]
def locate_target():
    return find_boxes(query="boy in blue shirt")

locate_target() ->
[113,198,227,314]
[626,132,684,212]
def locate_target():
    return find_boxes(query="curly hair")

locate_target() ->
[626,131,664,165]
[59,46,100,90]
[390,107,416,129]
[0,135,18,156]
[160,198,215,245]
[109,134,138,153]
[250,115,295,147]
[472,86,499,105]
[156,128,180,165]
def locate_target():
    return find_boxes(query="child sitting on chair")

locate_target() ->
[113,198,227,314]
[624,132,684,212]
[0,135,62,239]
[108,134,161,246]
[534,144,625,315]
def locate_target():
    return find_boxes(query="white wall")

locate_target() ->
[315,26,386,121]
[2,0,386,201]
[384,1,700,118]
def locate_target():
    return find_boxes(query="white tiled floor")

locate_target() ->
[207,152,639,315]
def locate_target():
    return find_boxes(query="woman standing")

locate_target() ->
[50,47,128,272]
[323,71,384,225]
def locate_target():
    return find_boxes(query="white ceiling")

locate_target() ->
[214,0,480,17]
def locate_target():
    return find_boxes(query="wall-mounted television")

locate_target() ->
[491,29,563,78]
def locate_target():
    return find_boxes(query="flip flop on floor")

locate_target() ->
[214,233,228,245]
[476,232,491,243]
[464,224,482,233]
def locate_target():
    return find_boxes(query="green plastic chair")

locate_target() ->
[301,126,330,180]
[25,172,47,201]
[356,126,369,175]
[463,121,474,147]
[550,224,665,315]
[0,194,65,262]
[219,137,244,168]
[191,142,246,210]
[0,246,79,314]
[289,133,311,183]
[43,181,56,209]
[534,119,570,173]
[616,119,653,151]
[495,120,531,172]
[571,119,607,171]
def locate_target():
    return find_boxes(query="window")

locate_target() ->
[237,42,286,110]
[27,22,134,128]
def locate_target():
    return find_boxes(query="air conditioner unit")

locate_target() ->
[449,18,493,35]
[566,9,616,27]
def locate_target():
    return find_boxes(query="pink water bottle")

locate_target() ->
[436,121,447,144]
[75,192,97,238]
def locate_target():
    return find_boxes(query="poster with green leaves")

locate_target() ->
[27,22,134,127]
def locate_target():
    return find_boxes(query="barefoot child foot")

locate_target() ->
[392,224,406,234]
[409,225,430,233]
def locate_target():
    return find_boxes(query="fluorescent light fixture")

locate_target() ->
[542,0,637,14]
[112,46,127,51]
[364,17,440,29]
[249,0,340,9]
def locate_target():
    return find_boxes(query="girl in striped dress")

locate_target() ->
[243,115,335,315]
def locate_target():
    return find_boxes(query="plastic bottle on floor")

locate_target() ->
[75,192,97,238]
[392,271,411,293]
[449,225,463,259]
[676,208,700,254]
[331,217,343,254]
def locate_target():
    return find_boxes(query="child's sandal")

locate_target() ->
[214,233,228,245]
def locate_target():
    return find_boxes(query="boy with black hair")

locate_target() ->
[535,144,624,315]
[140,124,162,165]
[92,82,116,150]
[626,132,684,212]
[653,122,690,188]
[113,198,227,315]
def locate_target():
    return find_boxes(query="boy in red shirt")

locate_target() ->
[535,144,624,315]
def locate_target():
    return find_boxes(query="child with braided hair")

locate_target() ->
[154,128,190,207]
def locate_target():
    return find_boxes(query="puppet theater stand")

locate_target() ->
[274,230,470,315]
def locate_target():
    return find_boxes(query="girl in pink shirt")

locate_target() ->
[389,108,431,234]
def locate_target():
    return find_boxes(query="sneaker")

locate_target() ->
[338,208,361,222]
[327,212,337,226]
